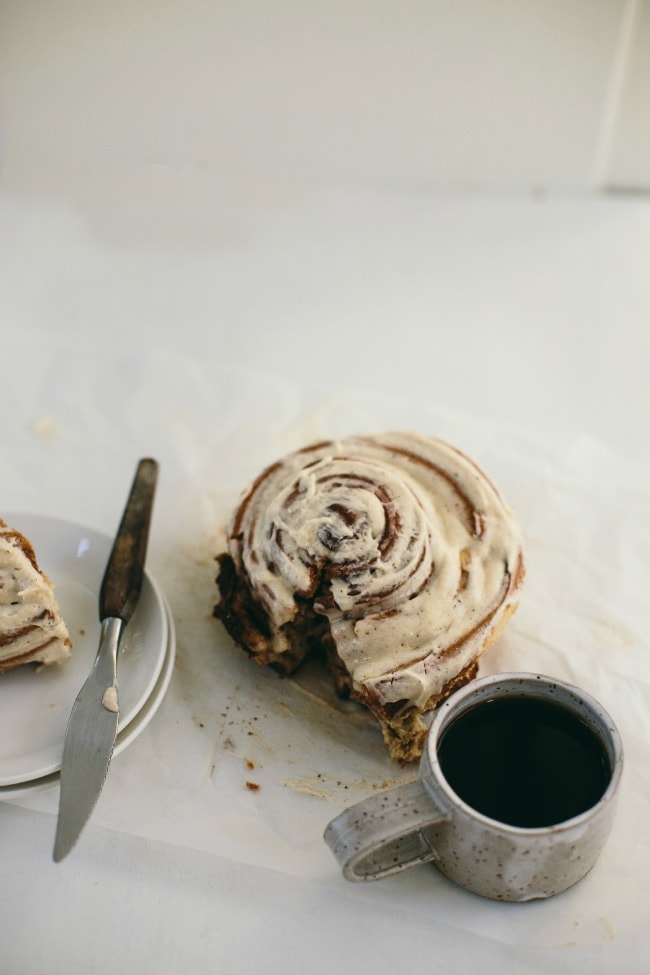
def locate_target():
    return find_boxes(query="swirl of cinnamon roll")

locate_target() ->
[0,519,71,673]
[215,432,525,762]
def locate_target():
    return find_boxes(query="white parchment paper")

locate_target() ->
[2,340,649,966]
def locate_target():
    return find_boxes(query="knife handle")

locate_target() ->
[99,458,159,623]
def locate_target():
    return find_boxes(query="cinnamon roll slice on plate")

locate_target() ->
[214,432,525,762]
[0,519,72,673]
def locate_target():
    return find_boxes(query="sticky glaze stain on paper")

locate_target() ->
[283,776,337,801]
[561,916,617,948]
[283,773,408,803]
[33,415,60,443]
[595,618,637,648]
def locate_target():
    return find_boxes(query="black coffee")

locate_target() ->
[437,695,611,828]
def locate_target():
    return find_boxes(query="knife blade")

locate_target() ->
[53,457,159,862]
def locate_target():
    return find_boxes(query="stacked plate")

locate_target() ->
[0,514,176,800]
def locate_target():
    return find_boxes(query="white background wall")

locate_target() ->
[1,0,648,202]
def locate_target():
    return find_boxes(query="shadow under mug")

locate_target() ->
[324,672,623,902]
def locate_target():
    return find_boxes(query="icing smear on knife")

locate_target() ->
[102,685,119,713]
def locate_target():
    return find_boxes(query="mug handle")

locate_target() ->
[324,778,447,881]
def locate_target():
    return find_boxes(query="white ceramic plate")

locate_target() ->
[0,593,176,800]
[0,513,169,787]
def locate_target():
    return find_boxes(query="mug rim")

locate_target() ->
[422,671,624,836]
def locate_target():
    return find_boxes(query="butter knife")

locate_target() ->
[53,458,159,862]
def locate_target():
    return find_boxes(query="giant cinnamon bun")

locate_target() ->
[214,432,525,762]
[0,519,71,673]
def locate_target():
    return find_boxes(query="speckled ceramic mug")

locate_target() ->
[324,673,623,902]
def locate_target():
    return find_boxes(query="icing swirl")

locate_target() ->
[225,432,524,712]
